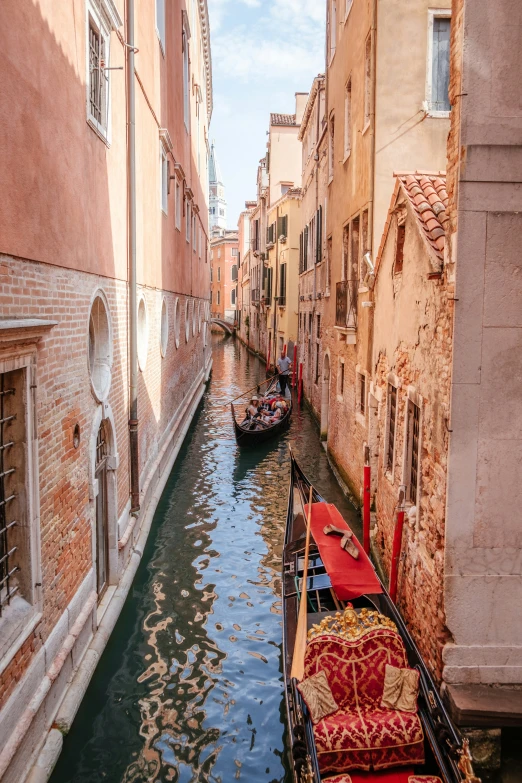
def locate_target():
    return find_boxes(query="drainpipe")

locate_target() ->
[364,0,378,379]
[127,0,139,513]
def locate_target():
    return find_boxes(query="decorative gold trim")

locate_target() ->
[458,739,481,783]
[307,607,397,642]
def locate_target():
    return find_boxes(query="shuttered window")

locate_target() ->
[431,17,451,112]
[316,205,323,263]
[279,264,287,305]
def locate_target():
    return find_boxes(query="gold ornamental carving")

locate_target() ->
[307,607,397,642]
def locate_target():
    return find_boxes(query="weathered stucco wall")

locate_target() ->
[372,191,454,679]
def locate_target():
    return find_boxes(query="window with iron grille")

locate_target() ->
[0,370,26,619]
[387,384,397,472]
[407,401,421,504]
[87,14,109,137]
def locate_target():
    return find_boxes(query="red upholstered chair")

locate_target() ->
[304,608,425,775]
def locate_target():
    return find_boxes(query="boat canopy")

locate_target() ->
[304,502,382,601]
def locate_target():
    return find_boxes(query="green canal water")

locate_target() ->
[50,334,360,783]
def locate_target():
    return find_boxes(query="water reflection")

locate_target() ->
[50,335,360,783]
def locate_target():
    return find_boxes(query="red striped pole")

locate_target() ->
[283,343,287,358]
[389,488,406,602]
[292,345,297,388]
[363,447,371,555]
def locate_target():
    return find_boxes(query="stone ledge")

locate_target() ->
[444,683,522,727]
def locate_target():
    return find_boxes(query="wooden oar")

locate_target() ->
[291,484,314,682]
[225,375,279,406]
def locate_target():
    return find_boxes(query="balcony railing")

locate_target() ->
[336,280,358,329]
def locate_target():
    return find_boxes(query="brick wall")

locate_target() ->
[0,255,209,710]
[446,0,465,249]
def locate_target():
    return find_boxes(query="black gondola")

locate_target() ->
[231,378,292,446]
[283,453,479,783]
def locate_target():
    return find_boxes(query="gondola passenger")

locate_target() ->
[246,395,260,419]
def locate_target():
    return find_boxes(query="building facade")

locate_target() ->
[237,203,255,348]
[297,76,328,421]
[237,97,307,368]
[0,2,212,781]
[265,189,301,368]
[210,230,238,322]
[321,0,450,501]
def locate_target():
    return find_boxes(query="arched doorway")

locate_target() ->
[95,419,110,597]
[321,353,330,441]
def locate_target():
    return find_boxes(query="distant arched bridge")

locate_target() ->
[211,318,236,336]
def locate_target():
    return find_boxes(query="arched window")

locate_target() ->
[88,292,112,402]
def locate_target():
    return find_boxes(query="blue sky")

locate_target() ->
[207,0,326,228]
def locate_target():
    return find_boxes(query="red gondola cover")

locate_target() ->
[305,502,382,601]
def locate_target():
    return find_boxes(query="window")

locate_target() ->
[344,79,352,158]
[182,28,190,130]
[156,0,165,53]
[185,299,190,342]
[281,184,290,196]
[231,265,238,281]
[279,264,287,306]
[428,14,451,113]
[186,200,191,243]
[364,33,372,129]
[278,214,288,239]
[175,181,181,229]
[217,290,220,305]
[86,0,120,141]
[137,296,148,371]
[361,209,369,271]
[231,248,238,257]
[358,372,366,416]
[210,267,213,282]
[329,0,337,61]
[387,384,397,472]
[231,289,236,306]
[193,215,197,251]
[343,0,353,21]
[160,297,168,357]
[160,144,168,214]
[217,267,221,282]
[406,400,421,504]
[316,315,321,339]
[89,293,112,401]
[350,216,360,282]
[338,360,345,397]
[0,370,27,619]
[218,248,222,259]
[394,221,406,274]
[315,343,320,384]
[174,297,181,349]
[316,205,323,263]
[328,115,335,181]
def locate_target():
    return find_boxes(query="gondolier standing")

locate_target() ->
[276,350,292,397]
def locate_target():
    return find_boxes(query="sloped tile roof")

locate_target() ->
[271,113,297,126]
[397,173,448,261]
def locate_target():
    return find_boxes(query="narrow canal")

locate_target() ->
[50,334,361,783]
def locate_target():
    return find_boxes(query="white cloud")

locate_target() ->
[207,0,326,224]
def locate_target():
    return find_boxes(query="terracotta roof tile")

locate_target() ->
[397,172,448,262]
[270,113,297,126]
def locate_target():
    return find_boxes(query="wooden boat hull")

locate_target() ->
[282,455,472,783]
[231,401,291,446]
